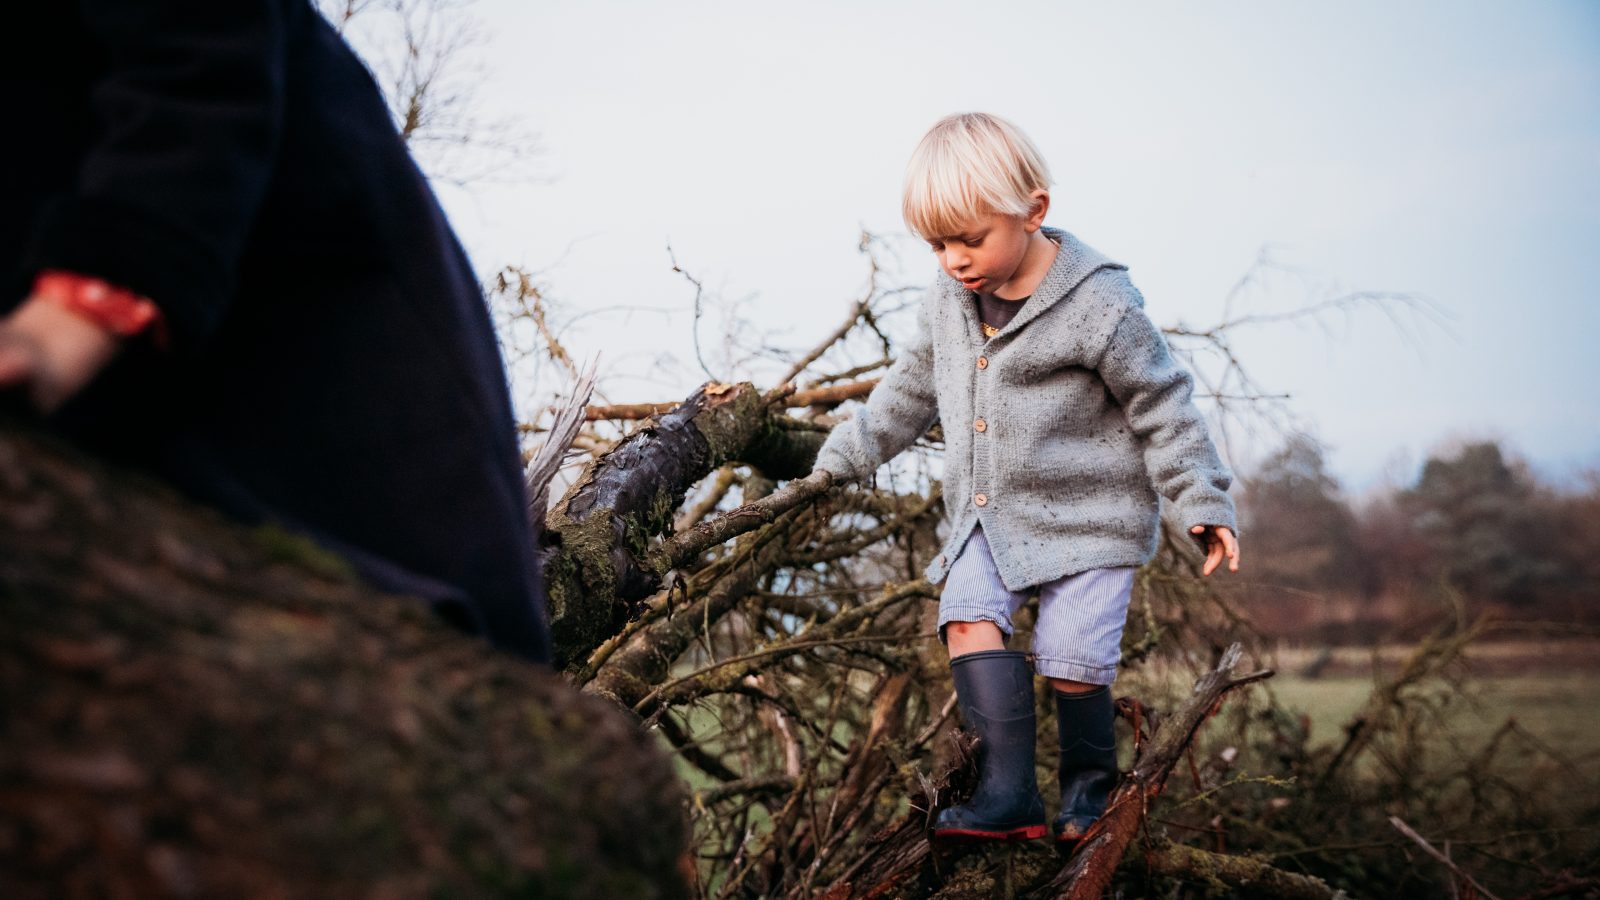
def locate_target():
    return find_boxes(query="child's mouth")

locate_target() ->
[961,276,986,290]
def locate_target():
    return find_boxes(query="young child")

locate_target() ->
[812,113,1240,847]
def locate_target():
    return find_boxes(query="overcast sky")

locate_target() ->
[418,0,1600,490]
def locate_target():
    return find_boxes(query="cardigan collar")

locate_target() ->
[942,226,1127,344]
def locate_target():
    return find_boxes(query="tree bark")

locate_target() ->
[541,381,824,669]
[582,503,810,709]
[1143,841,1349,899]
[0,422,689,899]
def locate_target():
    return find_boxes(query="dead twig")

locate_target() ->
[1389,817,1503,900]
[774,230,888,388]
[583,378,879,421]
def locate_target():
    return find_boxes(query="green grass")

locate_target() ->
[1268,669,1600,786]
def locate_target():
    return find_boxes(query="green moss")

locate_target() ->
[549,508,618,595]
[621,511,653,560]
[544,505,627,667]
[647,487,678,533]
[689,385,763,466]
[925,845,1060,899]
[252,523,356,581]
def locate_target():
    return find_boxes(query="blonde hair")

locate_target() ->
[902,112,1053,240]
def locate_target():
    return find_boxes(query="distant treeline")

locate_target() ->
[1232,436,1598,642]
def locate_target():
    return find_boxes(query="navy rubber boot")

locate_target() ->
[1052,684,1118,848]
[932,650,1048,842]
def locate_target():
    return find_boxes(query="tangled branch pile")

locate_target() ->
[512,244,1599,899]
[2,241,1593,898]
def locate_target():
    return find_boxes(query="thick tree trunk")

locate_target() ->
[0,422,688,899]
[541,381,825,669]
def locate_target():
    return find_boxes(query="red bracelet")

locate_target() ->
[32,270,169,349]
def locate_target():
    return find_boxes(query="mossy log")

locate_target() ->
[1143,842,1349,900]
[582,502,807,709]
[0,423,688,899]
[541,381,824,669]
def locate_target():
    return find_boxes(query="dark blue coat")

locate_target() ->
[2,1,551,663]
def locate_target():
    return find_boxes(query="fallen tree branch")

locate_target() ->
[649,470,834,574]
[635,633,921,715]
[805,357,891,389]
[582,378,880,421]
[583,506,814,709]
[1144,840,1349,899]
[674,464,739,531]
[694,775,798,809]
[1041,643,1274,898]
[788,379,879,409]
[583,400,679,421]
[544,381,822,669]
[633,581,936,713]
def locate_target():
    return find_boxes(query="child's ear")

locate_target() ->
[1025,189,1050,231]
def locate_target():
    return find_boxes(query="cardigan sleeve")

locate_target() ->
[21,0,291,351]
[812,294,940,483]
[1096,296,1238,534]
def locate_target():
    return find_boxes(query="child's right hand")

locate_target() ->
[0,295,122,414]
[1190,524,1240,577]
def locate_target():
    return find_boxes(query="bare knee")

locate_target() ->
[944,619,1005,658]
[944,620,995,640]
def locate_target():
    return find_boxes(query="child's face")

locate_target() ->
[925,194,1048,297]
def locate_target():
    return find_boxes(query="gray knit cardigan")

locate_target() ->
[812,227,1236,589]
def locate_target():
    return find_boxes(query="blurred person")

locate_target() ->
[0,1,551,664]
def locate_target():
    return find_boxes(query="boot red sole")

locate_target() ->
[1054,834,1084,856]
[932,823,1048,843]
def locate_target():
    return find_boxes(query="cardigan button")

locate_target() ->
[974,492,989,507]
[975,356,989,370]
[974,418,987,433]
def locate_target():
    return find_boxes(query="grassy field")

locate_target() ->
[1266,641,1600,785]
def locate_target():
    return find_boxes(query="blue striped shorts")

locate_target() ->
[937,526,1135,685]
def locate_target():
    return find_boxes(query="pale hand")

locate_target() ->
[1190,524,1240,577]
[0,295,122,413]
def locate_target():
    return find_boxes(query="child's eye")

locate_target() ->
[964,237,983,247]
[928,242,944,252]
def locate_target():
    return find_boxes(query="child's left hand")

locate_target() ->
[1190,525,1239,576]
